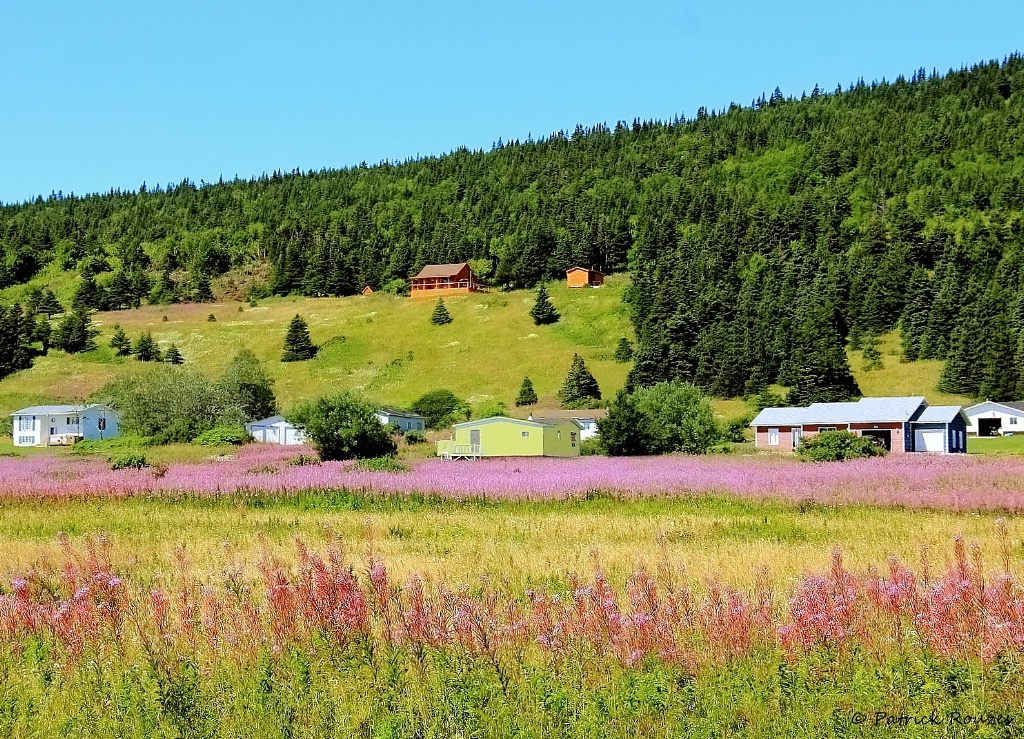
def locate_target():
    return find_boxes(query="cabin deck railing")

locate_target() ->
[437,442,483,460]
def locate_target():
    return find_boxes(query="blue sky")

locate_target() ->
[1,0,1021,204]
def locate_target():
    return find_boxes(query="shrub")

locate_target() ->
[796,430,887,462]
[404,430,427,445]
[411,389,470,429]
[352,456,410,473]
[580,437,603,456]
[108,453,150,470]
[289,392,397,461]
[217,349,277,422]
[192,425,249,446]
[473,399,508,420]
[601,381,722,456]
[381,278,409,295]
[207,314,217,322]
[723,417,751,443]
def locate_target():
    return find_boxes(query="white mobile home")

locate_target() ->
[10,404,119,447]
[375,408,427,433]
[245,415,306,445]
[964,401,1024,436]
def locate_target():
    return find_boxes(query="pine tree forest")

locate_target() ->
[1,58,1023,398]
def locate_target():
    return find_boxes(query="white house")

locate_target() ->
[963,400,1024,436]
[526,409,605,440]
[10,404,120,447]
[375,408,427,433]
[245,415,306,445]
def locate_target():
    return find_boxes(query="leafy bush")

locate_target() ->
[404,430,427,445]
[473,399,508,420]
[0,417,12,438]
[411,390,470,430]
[722,417,751,443]
[600,382,722,456]
[580,437,603,456]
[108,453,150,470]
[381,278,409,295]
[289,392,397,461]
[796,430,887,462]
[352,456,410,473]
[192,425,249,446]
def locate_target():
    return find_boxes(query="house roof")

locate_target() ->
[10,404,112,417]
[913,405,967,423]
[964,400,1024,415]
[412,263,469,279]
[525,409,606,421]
[750,396,928,427]
[245,415,291,428]
[454,415,580,429]
[377,407,425,419]
[566,266,604,276]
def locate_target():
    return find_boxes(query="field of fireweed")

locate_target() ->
[1,451,1024,735]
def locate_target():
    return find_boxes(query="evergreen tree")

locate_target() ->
[515,376,538,406]
[109,325,132,356]
[978,311,1017,401]
[430,298,453,326]
[862,334,883,371]
[529,283,559,325]
[25,286,43,315]
[106,271,133,310]
[133,332,161,362]
[191,271,214,303]
[938,310,983,396]
[149,270,178,305]
[164,344,184,365]
[71,274,105,312]
[281,315,317,361]
[52,310,98,354]
[612,337,634,363]
[788,303,861,406]
[37,289,63,318]
[0,305,34,377]
[559,353,602,408]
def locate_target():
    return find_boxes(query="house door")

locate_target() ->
[470,429,481,451]
[791,428,802,448]
[860,429,892,451]
[978,418,1002,437]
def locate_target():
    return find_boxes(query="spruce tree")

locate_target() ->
[109,325,132,356]
[37,289,63,318]
[559,353,602,408]
[788,303,861,406]
[862,334,883,371]
[529,283,559,325]
[515,376,538,406]
[133,332,161,362]
[282,315,317,361]
[164,344,184,365]
[33,317,51,354]
[938,310,982,396]
[613,337,634,363]
[72,274,105,312]
[430,298,453,326]
[52,310,98,354]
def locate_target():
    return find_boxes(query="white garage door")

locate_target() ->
[915,429,945,453]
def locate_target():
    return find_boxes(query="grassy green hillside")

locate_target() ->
[0,277,634,416]
[0,273,975,423]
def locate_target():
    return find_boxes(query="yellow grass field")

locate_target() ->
[0,496,1012,591]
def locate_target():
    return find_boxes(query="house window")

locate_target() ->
[1012,418,1018,426]
[18,417,32,432]
[521,431,530,437]
[18,436,33,445]
[571,432,577,447]
[768,428,779,446]
[819,426,836,432]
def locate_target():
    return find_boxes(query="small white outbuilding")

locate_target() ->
[963,400,1024,436]
[244,415,306,445]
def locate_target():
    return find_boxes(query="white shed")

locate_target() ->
[963,401,1024,436]
[244,415,306,445]
[375,408,427,433]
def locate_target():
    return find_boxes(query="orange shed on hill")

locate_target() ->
[360,285,374,296]
[410,263,478,297]
[566,266,604,288]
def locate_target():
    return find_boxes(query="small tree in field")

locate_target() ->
[52,310,98,354]
[431,298,453,326]
[530,284,559,325]
[515,376,538,406]
[110,325,132,356]
[289,392,397,461]
[164,344,184,365]
[613,338,634,363]
[282,315,317,361]
[559,354,601,408]
[133,332,161,362]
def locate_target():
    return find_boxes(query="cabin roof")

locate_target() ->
[11,404,112,416]
[565,266,604,276]
[412,263,469,279]
[750,396,929,427]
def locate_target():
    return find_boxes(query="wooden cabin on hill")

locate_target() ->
[566,267,604,288]
[410,263,479,297]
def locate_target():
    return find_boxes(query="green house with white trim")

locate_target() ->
[437,416,583,459]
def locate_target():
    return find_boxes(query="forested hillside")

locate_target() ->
[2,56,1023,400]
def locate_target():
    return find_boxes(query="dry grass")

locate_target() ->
[0,496,1012,590]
